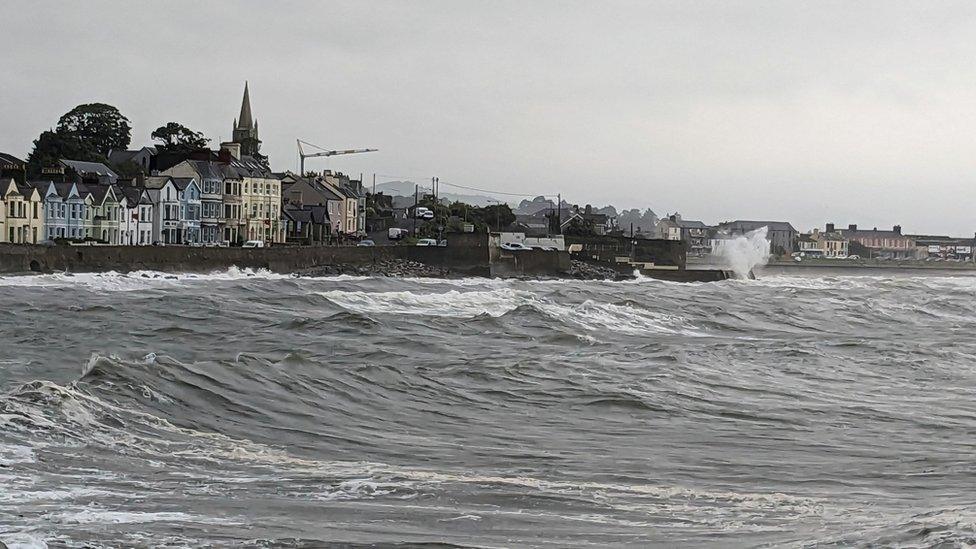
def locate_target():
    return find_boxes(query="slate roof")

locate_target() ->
[0,178,18,195]
[172,177,197,191]
[85,184,113,204]
[0,152,25,167]
[107,147,155,166]
[143,176,174,190]
[60,159,119,180]
[721,220,797,233]
[183,160,224,180]
[118,185,150,206]
[230,155,272,177]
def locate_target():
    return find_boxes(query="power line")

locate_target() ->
[435,180,556,198]
[374,174,559,200]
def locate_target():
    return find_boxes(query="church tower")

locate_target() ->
[232,82,264,161]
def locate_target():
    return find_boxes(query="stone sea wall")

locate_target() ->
[0,242,574,278]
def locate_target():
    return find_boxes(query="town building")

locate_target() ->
[0,179,44,243]
[117,185,154,245]
[229,153,282,243]
[658,213,711,255]
[86,184,121,243]
[718,220,797,256]
[908,233,976,261]
[279,172,342,239]
[219,163,245,244]
[830,223,921,259]
[35,181,92,240]
[163,160,224,244]
[173,178,201,244]
[144,176,183,244]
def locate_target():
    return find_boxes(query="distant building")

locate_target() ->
[657,213,711,255]
[59,159,119,185]
[718,220,797,256]
[831,223,921,259]
[908,233,976,261]
[799,228,849,258]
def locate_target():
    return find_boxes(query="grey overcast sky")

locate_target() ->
[2,0,976,234]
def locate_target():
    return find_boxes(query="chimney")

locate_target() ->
[848,224,857,231]
[220,141,241,160]
[893,225,901,234]
[825,223,835,233]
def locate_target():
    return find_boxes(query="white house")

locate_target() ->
[118,185,154,245]
[144,176,182,244]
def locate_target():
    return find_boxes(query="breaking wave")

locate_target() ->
[2,271,976,546]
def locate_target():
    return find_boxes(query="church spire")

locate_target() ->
[238,81,253,129]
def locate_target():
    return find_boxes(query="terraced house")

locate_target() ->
[87,184,121,244]
[0,178,44,243]
[173,177,202,244]
[163,160,224,244]
[230,152,282,243]
[36,181,93,240]
[117,185,154,245]
[144,176,183,244]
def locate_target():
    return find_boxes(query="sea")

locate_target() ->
[1,268,974,548]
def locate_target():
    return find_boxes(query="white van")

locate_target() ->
[242,240,265,248]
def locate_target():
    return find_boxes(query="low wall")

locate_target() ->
[489,249,572,278]
[0,243,492,276]
[565,236,686,268]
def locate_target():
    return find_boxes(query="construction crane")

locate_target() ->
[297,139,377,175]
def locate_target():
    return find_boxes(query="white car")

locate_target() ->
[501,242,532,251]
[242,240,265,248]
[416,238,439,246]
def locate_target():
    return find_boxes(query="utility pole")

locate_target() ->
[413,184,419,237]
[557,193,561,235]
[372,173,375,196]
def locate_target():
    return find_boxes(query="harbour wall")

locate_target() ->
[0,242,573,278]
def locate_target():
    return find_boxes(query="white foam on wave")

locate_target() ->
[55,509,238,525]
[318,288,536,317]
[0,533,49,549]
[0,443,36,466]
[0,266,290,292]
[317,287,702,336]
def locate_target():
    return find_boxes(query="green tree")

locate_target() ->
[25,130,98,179]
[151,122,210,152]
[56,103,132,156]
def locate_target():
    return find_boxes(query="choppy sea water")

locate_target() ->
[1,269,975,548]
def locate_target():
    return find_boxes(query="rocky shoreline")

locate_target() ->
[295,259,454,278]
[294,258,633,280]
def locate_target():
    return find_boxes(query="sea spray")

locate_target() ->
[712,227,771,278]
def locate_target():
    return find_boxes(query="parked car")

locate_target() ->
[847,254,860,260]
[438,240,448,247]
[242,240,265,248]
[358,239,376,247]
[388,228,409,240]
[416,238,439,246]
[501,242,532,251]
[414,207,434,219]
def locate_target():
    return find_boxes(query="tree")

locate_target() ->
[25,130,98,178]
[56,103,132,156]
[151,122,210,152]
